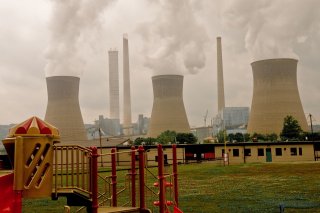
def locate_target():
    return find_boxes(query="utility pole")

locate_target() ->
[99,127,104,167]
[309,114,314,141]
[204,110,208,127]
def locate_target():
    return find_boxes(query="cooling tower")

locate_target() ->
[247,58,308,135]
[108,50,120,119]
[45,76,87,142]
[123,34,132,135]
[148,75,190,137]
[217,37,225,112]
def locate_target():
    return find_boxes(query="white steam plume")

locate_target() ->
[138,0,209,75]
[45,0,114,77]
[222,0,320,61]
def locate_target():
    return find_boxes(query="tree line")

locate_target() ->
[134,115,319,145]
[214,115,320,143]
[134,130,197,145]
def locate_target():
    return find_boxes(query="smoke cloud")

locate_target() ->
[138,0,209,75]
[222,0,320,61]
[45,0,114,77]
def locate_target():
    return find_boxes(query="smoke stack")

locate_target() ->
[123,34,132,135]
[217,37,225,112]
[108,50,120,119]
[148,75,190,137]
[45,76,87,142]
[247,58,308,135]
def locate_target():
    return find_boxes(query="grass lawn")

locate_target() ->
[21,162,320,212]
[178,162,320,213]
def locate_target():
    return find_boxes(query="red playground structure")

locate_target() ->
[0,116,183,213]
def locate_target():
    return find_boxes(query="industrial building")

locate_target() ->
[135,114,150,135]
[247,58,308,135]
[91,114,149,138]
[44,76,87,142]
[148,75,190,137]
[213,107,249,134]
[191,126,213,143]
[95,115,120,137]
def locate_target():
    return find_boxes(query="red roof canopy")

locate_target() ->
[8,116,59,138]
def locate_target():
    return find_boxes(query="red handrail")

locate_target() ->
[131,146,136,207]
[173,144,179,207]
[157,144,166,213]
[111,148,117,207]
[138,146,146,210]
[91,147,98,213]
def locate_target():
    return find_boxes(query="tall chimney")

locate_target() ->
[123,34,132,135]
[108,50,120,120]
[45,76,87,142]
[247,58,308,135]
[217,37,225,112]
[148,75,190,137]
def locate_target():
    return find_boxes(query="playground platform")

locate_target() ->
[98,207,141,213]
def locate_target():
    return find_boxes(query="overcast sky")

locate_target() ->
[0,0,319,128]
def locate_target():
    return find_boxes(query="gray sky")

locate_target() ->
[0,0,319,127]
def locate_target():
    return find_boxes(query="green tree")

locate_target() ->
[157,130,177,144]
[216,130,226,143]
[265,133,278,142]
[280,115,303,141]
[228,133,235,142]
[227,133,250,142]
[176,133,197,144]
[134,137,144,145]
[251,132,266,142]
[133,137,157,145]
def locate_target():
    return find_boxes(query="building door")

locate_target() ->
[266,148,272,162]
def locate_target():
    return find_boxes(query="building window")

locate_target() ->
[244,148,251,156]
[299,147,302,156]
[275,148,282,156]
[233,149,239,157]
[258,148,264,156]
[155,155,168,164]
[291,148,297,156]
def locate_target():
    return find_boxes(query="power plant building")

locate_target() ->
[45,76,87,142]
[213,107,249,134]
[247,58,308,135]
[148,75,190,137]
[97,115,120,137]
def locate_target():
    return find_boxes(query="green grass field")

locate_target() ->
[21,162,320,212]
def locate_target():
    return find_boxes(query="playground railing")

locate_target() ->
[53,145,93,198]
[52,144,181,213]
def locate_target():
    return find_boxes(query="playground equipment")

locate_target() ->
[2,116,60,198]
[1,116,183,213]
